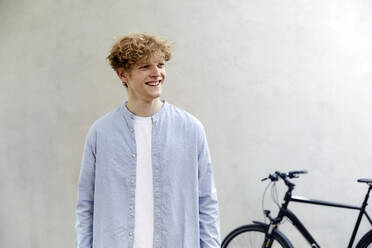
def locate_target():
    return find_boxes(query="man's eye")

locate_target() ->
[158,63,165,68]
[141,65,150,69]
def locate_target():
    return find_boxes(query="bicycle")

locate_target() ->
[221,170,372,248]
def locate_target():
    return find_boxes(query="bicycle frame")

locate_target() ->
[271,183,372,248]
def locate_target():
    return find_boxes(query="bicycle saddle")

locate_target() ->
[357,178,372,184]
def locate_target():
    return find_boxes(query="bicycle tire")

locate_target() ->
[356,229,372,248]
[221,224,293,248]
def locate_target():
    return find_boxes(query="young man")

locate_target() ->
[75,33,220,248]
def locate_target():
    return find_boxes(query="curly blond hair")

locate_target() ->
[107,33,173,87]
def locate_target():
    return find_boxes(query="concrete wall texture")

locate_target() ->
[1,0,371,247]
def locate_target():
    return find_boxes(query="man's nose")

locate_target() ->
[150,66,161,76]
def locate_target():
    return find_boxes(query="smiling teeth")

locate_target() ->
[147,81,160,86]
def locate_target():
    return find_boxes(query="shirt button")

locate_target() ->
[130,128,134,132]
[130,213,134,216]
[129,232,133,236]
[130,179,135,184]
[129,205,134,210]
[132,153,136,158]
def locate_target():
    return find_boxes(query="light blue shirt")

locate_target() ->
[75,100,220,248]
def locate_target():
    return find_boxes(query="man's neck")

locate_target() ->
[126,98,164,117]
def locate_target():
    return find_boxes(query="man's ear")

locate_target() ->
[116,68,128,83]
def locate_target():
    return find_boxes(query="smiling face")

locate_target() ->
[117,56,166,104]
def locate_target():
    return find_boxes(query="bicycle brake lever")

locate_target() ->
[261,174,278,182]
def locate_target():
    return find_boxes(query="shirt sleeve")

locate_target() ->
[197,125,221,248]
[75,127,97,248]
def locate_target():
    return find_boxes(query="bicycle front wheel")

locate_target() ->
[222,224,293,248]
[356,230,372,248]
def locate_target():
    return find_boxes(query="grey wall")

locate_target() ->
[1,0,371,247]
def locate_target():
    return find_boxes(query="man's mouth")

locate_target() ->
[145,80,161,87]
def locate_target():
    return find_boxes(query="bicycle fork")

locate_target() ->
[262,223,278,248]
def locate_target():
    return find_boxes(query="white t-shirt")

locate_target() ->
[133,116,154,248]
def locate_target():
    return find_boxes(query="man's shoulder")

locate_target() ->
[165,103,205,132]
[167,103,201,123]
[89,105,122,133]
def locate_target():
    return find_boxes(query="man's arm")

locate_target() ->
[75,128,96,248]
[198,126,221,248]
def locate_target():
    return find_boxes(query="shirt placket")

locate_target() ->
[152,116,162,248]
[127,116,137,247]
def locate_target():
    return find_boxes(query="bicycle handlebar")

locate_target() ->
[288,170,308,178]
[261,170,308,182]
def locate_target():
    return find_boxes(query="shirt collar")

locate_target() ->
[120,100,167,124]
